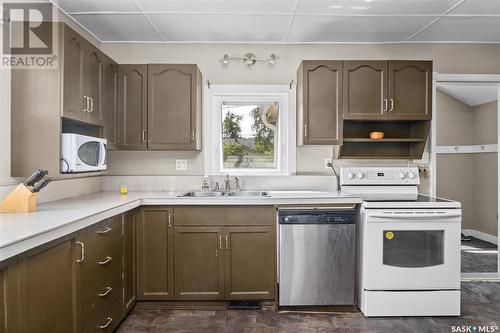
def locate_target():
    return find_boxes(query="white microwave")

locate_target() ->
[61,133,107,173]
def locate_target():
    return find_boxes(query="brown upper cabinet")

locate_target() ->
[343,61,388,120]
[342,60,432,121]
[102,56,119,150]
[117,65,148,150]
[62,25,103,125]
[147,64,202,150]
[297,61,343,145]
[387,61,432,120]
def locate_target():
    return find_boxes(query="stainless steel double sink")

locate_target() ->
[179,191,270,198]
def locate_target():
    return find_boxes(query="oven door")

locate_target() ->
[363,209,461,291]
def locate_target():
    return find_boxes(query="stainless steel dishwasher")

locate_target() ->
[278,205,356,307]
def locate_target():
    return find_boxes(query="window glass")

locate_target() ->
[221,103,279,170]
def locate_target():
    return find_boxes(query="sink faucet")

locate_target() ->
[235,177,240,191]
[224,174,231,191]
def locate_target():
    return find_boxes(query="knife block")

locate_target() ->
[0,184,37,213]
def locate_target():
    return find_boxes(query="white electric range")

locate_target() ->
[340,167,462,317]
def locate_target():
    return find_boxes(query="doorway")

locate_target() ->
[432,74,500,280]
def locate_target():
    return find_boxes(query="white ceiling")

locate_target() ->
[51,0,500,43]
[438,84,498,107]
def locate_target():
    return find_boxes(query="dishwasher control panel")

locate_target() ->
[278,209,356,224]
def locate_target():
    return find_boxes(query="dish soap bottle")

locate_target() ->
[201,176,210,191]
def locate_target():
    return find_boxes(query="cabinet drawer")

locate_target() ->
[81,236,123,292]
[83,295,122,333]
[81,267,123,325]
[78,215,122,254]
[174,206,275,226]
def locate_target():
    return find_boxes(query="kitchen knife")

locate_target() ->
[31,179,51,193]
[23,169,48,187]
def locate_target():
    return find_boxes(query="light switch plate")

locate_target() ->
[176,159,188,171]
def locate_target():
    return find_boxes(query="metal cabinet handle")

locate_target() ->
[89,97,94,113]
[168,212,173,228]
[383,98,388,112]
[389,98,394,112]
[98,256,112,265]
[219,236,223,250]
[82,96,88,112]
[304,124,307,138]
[142,129,147,142]
[225,235,230,250]
[191,129,196,142]
[98,317,113,329]
[76,241,85,263]
[98,286,112,298]
[97,226,112,234]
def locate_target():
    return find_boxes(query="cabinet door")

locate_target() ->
[17,241,75,333]
[137,207,174,300]
[84,44,103,125]
[147,64,201,150]
[123,210,137,313]
[388,61,432,120]
[63,26,85,121]
[299,61,343,145]
[343,61,388,120]
[118,65,148,150]
[1,261,21,333]
[174,227,225,300]
[224,226,275,300]
[103,57,119,149]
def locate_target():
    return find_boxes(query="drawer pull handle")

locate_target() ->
[97,226,112,234]
[98,286,112,297]
[98,317,113,329]
[76,241,85,263]
[225,235,230,250]
[98,256,112,265]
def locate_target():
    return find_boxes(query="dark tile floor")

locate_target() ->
[117,282,500,333]
[461,237,498,273]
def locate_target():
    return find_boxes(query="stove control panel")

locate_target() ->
[340,167,420,185]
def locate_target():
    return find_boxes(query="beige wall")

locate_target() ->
[436,91,498,236]
[101,42,500,182]
[0,5,102,202]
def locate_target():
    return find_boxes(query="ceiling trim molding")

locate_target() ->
[284,0,300,42]
[133,0,167,42]
[98,40,500,44]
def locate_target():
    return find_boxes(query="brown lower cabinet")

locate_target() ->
[138,206,276,302]
[123,210,137,312]
[137,207,175,300]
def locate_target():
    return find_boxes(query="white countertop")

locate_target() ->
[0,190,361,262]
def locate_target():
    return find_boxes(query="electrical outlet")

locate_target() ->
[176,159,188,171]
[324,157,333,169]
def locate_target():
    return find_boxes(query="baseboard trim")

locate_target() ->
[462,229,498,245]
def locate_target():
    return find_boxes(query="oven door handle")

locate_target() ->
[370,212,461,219]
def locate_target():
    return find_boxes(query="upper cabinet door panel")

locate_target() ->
[148,64,200,151]
[301,61,343,145]
[388,61,432,120]
[343,61,388,120]
[84,44,103,125]
[118,65,147,150]
[62,26,84,121]
[103,58,119,149]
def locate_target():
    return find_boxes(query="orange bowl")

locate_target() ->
[369,131,385,140]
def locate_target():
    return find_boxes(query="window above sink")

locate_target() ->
[204,85,295,176]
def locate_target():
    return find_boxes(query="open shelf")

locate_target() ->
[340,120,431,159]
[343,138,425,143]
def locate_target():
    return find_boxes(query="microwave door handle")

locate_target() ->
[99,142,106,167]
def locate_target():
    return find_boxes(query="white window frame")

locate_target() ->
[204,85,296,176]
